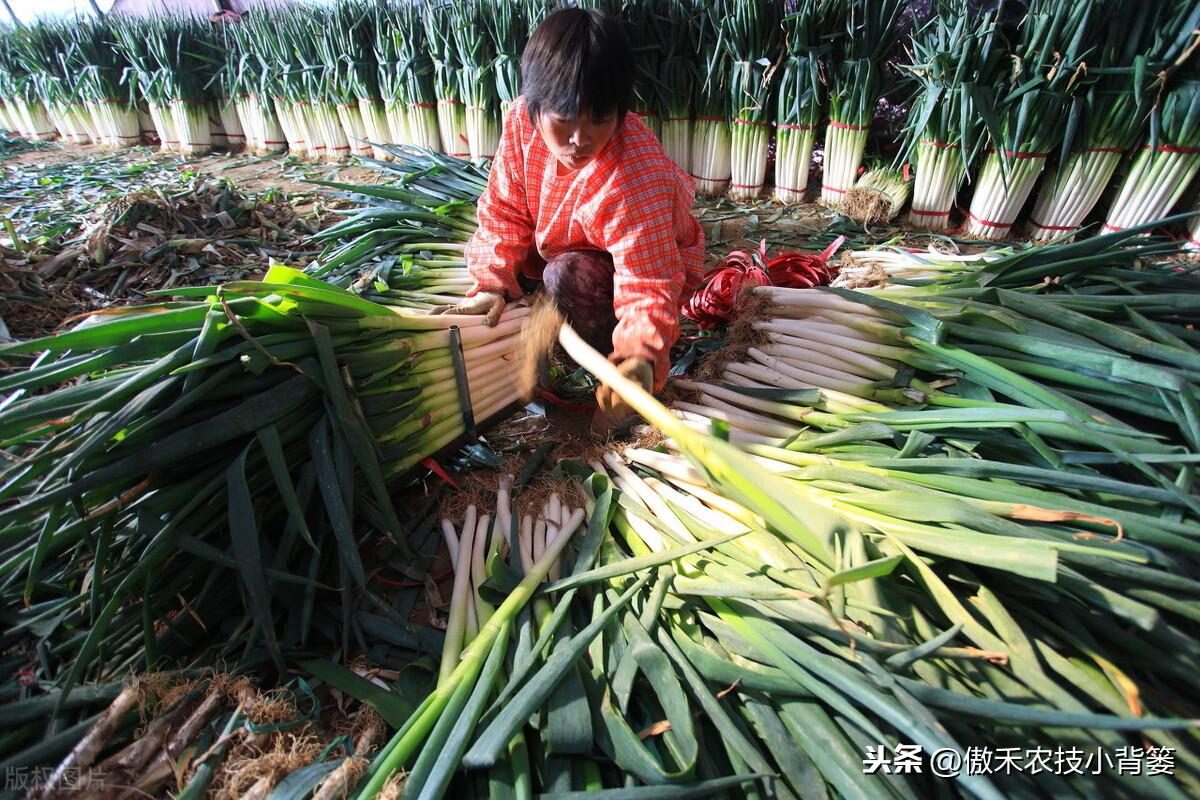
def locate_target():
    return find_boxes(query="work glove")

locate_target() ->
[591,357,654,436]
[430,292,506,327]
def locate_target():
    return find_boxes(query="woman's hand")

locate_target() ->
[430,292,507,326]
[592,357,653,435]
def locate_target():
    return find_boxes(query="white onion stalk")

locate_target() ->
[821,120,870,207]
[727,59,770,201]
[358,99,392,159]
[832,247,998,288]
[52,102,91,144]
[1027,149,1125,240]
[73,102,100,144]
[217,100,246,151]
[136,108,155,145]
[21,99,56,141]
[1103,145,1200,235]
[0,99,15,133]
[729,116,769,200]
[437,100,470,159]
[407,102,442,151]
[908,141,965,231]
[241,96,286,154]
[384,100,408,146]
[774,123,815,204]
[312,101,350,161]
[661,114,691,172]
[209,104,229,150]
[273,98,305,155]
[465,104,499,161]
[964,150,1049,239]
[843,167,911,225]
[85,101,110,145]
[171,100,211,157]
[293,101,322,159]
[336,103,373,159]
[689,116,731,197]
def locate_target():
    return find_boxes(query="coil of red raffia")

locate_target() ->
[682,236,844,329]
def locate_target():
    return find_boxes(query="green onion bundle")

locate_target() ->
[8,21,76,144]
[655,0,697,170]
[619,0,664,139]
[1104,68,1200,235]
[452,0,501,161]
[307,146,485,308]
[315,1,377,161]
[773,0,832,204]
[689,1,732,196]
[113,17,176,152]
[820,0,903,206]
[897,0,1005,230]
[426,2,471,159]
[1029,1,1200,240]
[375,1,441,154]
[142,15,220,156]
[723,0,781,201]
[842,164,910,224]
[222,10,288,154]
[59,19,141,149]
[0,269,525,714]
[963,0,1100,239]
[208,20,246,152]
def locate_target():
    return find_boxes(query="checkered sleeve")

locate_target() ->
[594,169,686,392]
[465,105,534,300]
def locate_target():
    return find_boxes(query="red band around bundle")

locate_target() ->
[1028,218,1076,232]
[1142,143,1200,154]
[729,182,764,189]
[966,210,1012,229]
[827,120,867,130]
[733,118,769,126]
[821,184,847,194]
[776,123,813,131]
[910,208,951,217]
[920,140,954,149]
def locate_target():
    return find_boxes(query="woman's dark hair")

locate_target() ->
[521,8,633,124]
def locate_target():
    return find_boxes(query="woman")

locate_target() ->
[433,7,705,431]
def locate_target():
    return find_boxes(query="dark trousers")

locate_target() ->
[522,251,618,357]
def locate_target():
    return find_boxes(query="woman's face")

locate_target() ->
[536,107,619,172]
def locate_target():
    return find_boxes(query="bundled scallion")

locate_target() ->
[426,3,471,159]
[656,0,696,170]
[896,0,1004,230]
[773,0,832,204]
[963,0,1100,239]
[689,1,731,196]
[1029,1,1200,240]
[842,165,910,224]
[452,0,501,161]
[1104,65,1200,235]
[723,0,781,201]
[820,0,902,206]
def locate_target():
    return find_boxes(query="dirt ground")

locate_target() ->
[1,140,842,260]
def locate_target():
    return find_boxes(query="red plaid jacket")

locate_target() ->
[465,97,705,389]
